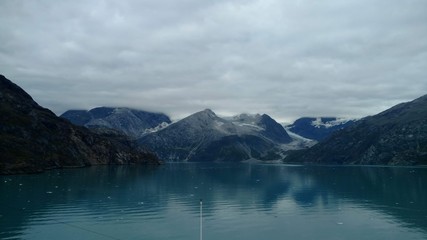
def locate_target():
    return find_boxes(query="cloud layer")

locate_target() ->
[1,0,426,122]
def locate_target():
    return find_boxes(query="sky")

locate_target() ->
[1,0,426,122]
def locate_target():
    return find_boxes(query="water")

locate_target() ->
[1,163,426,240]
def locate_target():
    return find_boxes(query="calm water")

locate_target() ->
[1,163,427,240]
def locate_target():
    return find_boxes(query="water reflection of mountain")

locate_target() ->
[1,164,426,239]
[295,166,427,229]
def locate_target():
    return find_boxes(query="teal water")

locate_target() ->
[1,163,426,240]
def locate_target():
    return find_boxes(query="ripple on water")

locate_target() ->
[2,164,427,240]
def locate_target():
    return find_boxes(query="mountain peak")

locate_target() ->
[0,75,44,115]
[193,109,217,118]
[258,114,292,143]
[231,113,262,123]
[203,108,215,114]
[0,74,36,105]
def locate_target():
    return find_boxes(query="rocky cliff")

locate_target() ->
[0,75,160,174]
[285,95,427,165]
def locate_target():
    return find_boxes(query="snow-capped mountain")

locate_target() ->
[61,107,171,138]
[286,117,357,141]
[139,109,294,162]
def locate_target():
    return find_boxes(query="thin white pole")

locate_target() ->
[200,199,203,240]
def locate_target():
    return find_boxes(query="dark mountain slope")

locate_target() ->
[285,95,427,165]
[0,75,160,174]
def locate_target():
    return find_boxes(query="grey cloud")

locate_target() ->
[1,0,426,122]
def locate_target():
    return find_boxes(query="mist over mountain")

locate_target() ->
[285,95,427,165]
[61,107,171,138]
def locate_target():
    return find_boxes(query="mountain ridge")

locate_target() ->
[284,94,427,165]
[0,75,160,174]
[61,107,171,138]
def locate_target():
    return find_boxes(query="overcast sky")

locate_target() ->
[1,0,426,122]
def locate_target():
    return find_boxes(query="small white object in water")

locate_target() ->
[46,191,53,194]
[337,222,344,225]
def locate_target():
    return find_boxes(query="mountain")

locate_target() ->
[61,107,171,138]
[139,110,293,162]
[286,117,357,141]
[285,95,427,165]
[0,75,160,174]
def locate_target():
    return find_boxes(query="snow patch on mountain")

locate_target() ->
[285,117,358,141]
[311,117,356,129]
[143,122,170,135]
